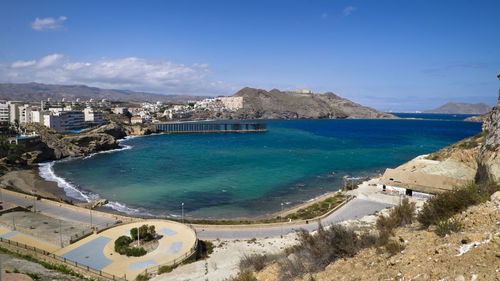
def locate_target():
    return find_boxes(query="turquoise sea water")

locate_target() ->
[48,116,481,218]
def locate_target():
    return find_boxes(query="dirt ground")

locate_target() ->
[0,253,85,281]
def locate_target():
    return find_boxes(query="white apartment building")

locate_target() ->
[44,111,85,132]
[83,108,103,124]
[7,102,19,123]
[0,103,9,122]
[18,104,32,124]
[31,110,50,124]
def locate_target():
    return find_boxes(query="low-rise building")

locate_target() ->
[377,168,470,199]
[130,116,144,124]
[113,107,129,115]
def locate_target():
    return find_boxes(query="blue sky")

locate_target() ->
[0,0,499,111]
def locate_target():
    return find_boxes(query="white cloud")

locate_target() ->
[11,60,36,68]
[37,54,65,68]
[343,6,357,16]
[31,16,67,31]
[0,54,236,95]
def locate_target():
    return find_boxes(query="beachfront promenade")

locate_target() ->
[0,188,393,280]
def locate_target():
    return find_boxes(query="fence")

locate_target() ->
[137,238,199,277]
[0,237,127,281]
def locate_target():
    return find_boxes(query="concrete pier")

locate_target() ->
[155,121,267,134]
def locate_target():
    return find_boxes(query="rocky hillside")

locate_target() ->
[0,82,201,103]
[424,101,491,114]
[256,196,500,281]
[230,87,396,119]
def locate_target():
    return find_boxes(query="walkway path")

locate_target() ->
[0,189,117,228]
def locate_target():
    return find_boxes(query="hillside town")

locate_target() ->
[0,96,246,140]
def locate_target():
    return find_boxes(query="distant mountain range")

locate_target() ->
[424,102,491,114]
[0,82,202,103]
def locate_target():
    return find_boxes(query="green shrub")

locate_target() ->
[131,224,156,241]
[158,265,175,274]
[126,247,146,257]
[385,240,405,256]
[114,235,146,256]
[376,198,415,245]
[417,183,483,227]
[435,218,464,237]
[230,269,257,281]
[114,235,133,254]
[135,273,150,281]
[279,224,377,279]
[239,254,272,271]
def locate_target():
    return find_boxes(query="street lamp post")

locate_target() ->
[59,220,63,247]
[181,202,184,224]
[137,226,140,247]
[90,208,93,230]
[280,202,284,237]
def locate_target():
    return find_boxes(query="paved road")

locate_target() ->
[194,198,393,240]
[1,191,116,228]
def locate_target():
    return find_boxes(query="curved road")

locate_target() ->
[193,199,393,240]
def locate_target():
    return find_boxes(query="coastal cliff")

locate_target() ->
[477,90,500,182]
[0,122,152,171]
[230,87,396,120]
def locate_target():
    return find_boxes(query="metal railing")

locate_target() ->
[137,238,199,278]
[0,237,126,281]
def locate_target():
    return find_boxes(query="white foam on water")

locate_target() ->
[38,160,92,202]
[38,140,157,217]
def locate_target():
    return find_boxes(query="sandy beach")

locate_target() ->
[0,169,73,202]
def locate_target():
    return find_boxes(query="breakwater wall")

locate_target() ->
[155,122,267,133]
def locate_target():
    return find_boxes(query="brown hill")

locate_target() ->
[231,87,396,119]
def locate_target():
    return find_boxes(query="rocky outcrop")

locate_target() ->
[464,112,489,122]
[229,87,396,120]
[477,90,500,182]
